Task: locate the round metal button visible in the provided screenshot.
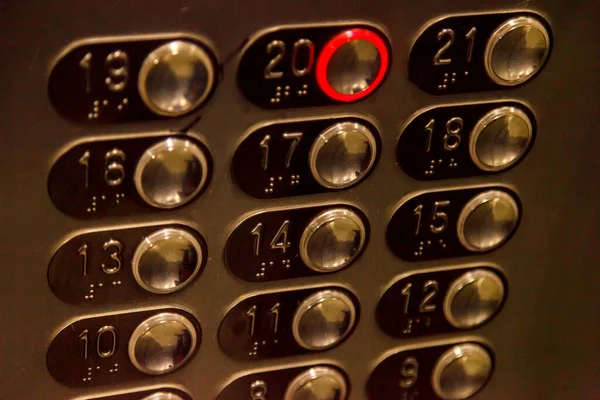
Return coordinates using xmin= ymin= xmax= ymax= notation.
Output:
xmin=128 ymin=312 xmax=197 ymax=375
xmin=484 ymin=16 xmax=550 ymax=86
xmin=316 ymin=28 xmax=389 ymax=102
xmin=299 ymin=208 xmax=366 ymax=273
xmin=142 ymin=393 xmax=185 ymax=400
xmin=457 ymin=190 xmax=519 ymax=252
xmin=309 ymin=122 xmax=377 ymax=189
xmin=292 ymin=290 xmax=356 ymax=350
xmin=432 ymin=343 xmax=493 ymax=400
xmin=134 ymin=138 xmax=209 ymax=209
xmin=470 ymin=106 xmax=533 ymax=172
xmin=138 ymin=40 xmax=215 ymax=117
xmin=284 ymin=366 xmax=348 ymax=400
xmin=132 ymin=228 xmax=203 ymax=294
xmin=444 ymin=269 xmax=505 ymax=329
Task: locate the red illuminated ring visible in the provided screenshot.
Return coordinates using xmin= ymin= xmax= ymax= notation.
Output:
xmin=316 ymin=28 xmax=389 ymax=102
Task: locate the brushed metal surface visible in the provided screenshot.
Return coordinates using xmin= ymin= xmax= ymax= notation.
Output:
xmin=0 ymin=1 xmax=598 ymax=399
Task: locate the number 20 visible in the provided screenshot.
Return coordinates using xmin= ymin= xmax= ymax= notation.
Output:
xmin=264 ymin=39 xmax=315 ymax=79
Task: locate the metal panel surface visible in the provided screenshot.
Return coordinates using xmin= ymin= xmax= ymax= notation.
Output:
xmin=0 ymin=1 xmax=598 ymax=399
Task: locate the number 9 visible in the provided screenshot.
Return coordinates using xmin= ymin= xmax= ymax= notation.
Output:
xmin=399 ymin=356 xmax=419 ymax=388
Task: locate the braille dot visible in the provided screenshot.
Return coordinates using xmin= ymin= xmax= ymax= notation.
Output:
xmin=123 ymin=98 xmax=128 ymax=104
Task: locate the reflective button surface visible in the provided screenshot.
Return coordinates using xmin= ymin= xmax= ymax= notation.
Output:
xmin=457 ymin=190 xmax=519 ymax=252
xmin=470 ymin=106 xmax=533 ymax=172
xmin=142 ymin=393 xmax=185 ymax=400
xmin=432 ymin=343 xmax=493 ymax=400
xmin=309 ymin=122 xmax=377 ymax=189
xmin=484 ymin=16 xmax=550 ymax=86
xmin=284 ymin=366 xmax=348 ymax=400
xmin=138 ymin=40 xmax=215 ymax=117
xmin=292 ymin=290 xmax=356 ymax=350
xmin=132 ymin=228 xmax=203 ymax=294
xmin=444 ymin=269 xmax=505 ymax=329
xmin=134 ymin=138 xmax=209 ymax=209
xmin=129 ymin=312 xmax=197 ymax=375
xmin=299 ymin=208 xmax=366 ymax=273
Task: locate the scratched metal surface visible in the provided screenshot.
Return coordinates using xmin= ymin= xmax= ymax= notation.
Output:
xmin=0 ymin=0 xmax=599 ymax=399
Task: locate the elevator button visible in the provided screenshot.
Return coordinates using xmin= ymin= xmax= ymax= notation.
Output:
xmin=292 ymin=289 xmax=356 ymax=350
xmin=484 ymin=16 xmax=551 ymax=86
xmin=134 ymin=137 xmax=209 ymax=209
xmin=316 ymin=28 xmax=389 ymax=102
xmin=470 ymin=106 xmax=533 ymax=172
xmin=432 ymin=343 xmax=492 ymax=400
xmin=132 ymin=228 xmax=203 ymax=294
xmin=284 ymin=366 xmax=348 ymax=400
xmin=309 ymin=121 xmax=377 ymax=189
xmin=129 ymin=312 xmax=197 ymax=375
xmin=142 ymin=393 xmax=185 ymax=400
xmin=457 ymin=190 xmax=519 ymax=252
xmin=138 ymin=40 xmax=215 ymax=117
xmin=444 ymin=269 xmax=505 ymax=329
xmin=299 ymin=208 xmax=366 ymax=273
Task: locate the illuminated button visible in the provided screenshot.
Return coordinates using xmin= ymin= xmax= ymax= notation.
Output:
xmin=444 ymin=269 xmax=505 ymax=329
xmin=292 ymin=289 xmax=356 ymax=350
xmin=316 ymin=28 xmax=389 ymax=102
xmin=129 ymin=312 xmax=197 ymax=375
xmin=309 ymin=121 xmax=377 ymax=189
xmin=457 ymin=190 xmax=519 ymax=252
xmin=142 ymin=393 xmax=185 ymax=400
xmin=134 ymin=138 xmax=209 ymax=209
xmin=299 ymin=208 xmax=366 ymax=273
xmin=470 ymin=106 xmax=533 ymax=172
xmin=484 ymin=16 xmax=551 ymax=86
xmin=284 ymin=366 xmax=348 ymax=400
xmin=132 ymin=228 xmax=203 ymax=294
xmin=432 ymin=343 xmax=493 ymax=400
xmin=138 ymin=40 xmax=215 ymax=117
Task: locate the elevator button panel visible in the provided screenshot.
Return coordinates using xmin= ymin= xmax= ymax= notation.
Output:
xmin=367 ymin=341 xmax=494 ymax=400
xmin=217 ymin=364 xmax=348 ymax=399
xmin=376 ymin=266 xmax=506 ymax=338
xmin=49 ymin=35 xmax=218 ymax=123
xmin=387 ymin=186 xmax=521 ymax=261
xmin=233 ymin=116 xmax=379 ymax=198
xmin=47 ymin=309 xmax=201 ymax=387
xmin=409 ymin=12 xmax=551 ymax=94
xmin=397 ymin=101 xmax=535 ymax=180
xmin=48 ymin=223 xmax=207 ymax=305
xmin=238 ymin=23 xmax=390 ymax=108
xmin=86 ymin=389 xmax=192 ymax=400
xmin=48 ymin=134 xmax=211 ymax=218
xmin=218 ymin=287 xmax=358 ymax=360
xmin=225 ymin=204 xmax=368 ymax=282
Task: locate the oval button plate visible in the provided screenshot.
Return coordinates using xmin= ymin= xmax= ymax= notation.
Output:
xmin=84 ymin=388 xmax=192 ymax=400
xmin=386 ymin=186 xmax=521 ymax=261
xmin=225 ymin=204 xmax=369 ymax=282
xmin=397 ymin=101 xmax=536 ymax=180
xmin=232 ymin=116 xmax=380 ymax=199
xmin=47 ymin=308 xmax=201 ymax=387
xmin=48 ymin=223 xmax=207 ymax=305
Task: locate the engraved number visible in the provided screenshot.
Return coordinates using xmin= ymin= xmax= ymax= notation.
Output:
xmin=430 ymin=200 xmax=450 ymax=233
xmin=433 ymin=29 xmax=454 ymax=65
xmin=465 ymin=27 xmax=477 ymax=63
xmin=79 ymin=53 xmax=92 ymax=93
xmin=104 ymin=148 xmax=126 ymax=186
xmin=251 ymin=223 xmax=263 ymax=256
xmin=264 ymin=39 xmax=314 ymax=79
xmin=412 ymin=205 xmax=423 ymax=235
xmin=269 ymin=303 xmax=280 ymax=334
xmin=401 ymin=283 xmax=412 ymax=314
xmin=444 ymin=117 xmax=463 ymax=150
xmin=78 ymin=151 xmax=90 ymax=188
xmin=101 ymin=239 xmax=123 ymax=274
xmin=245 ymin=303 xmax=281 ymax=338
xmin=250 ymin=380 xmax=268 ymax=400
xmin=292 ymin=39 xmax=315 ymax=77
xmin=78 ymin=244 xmax=88 ymax=276
xmin=269 ymin=220 xmax=291 ymax=253
xmin=264 ymin=40 xmax=286 ymax=79
xmin=419 ymin=280 xmax=438 ymax=312
xmin=246 ymin=305 xmax=257 ymax=337
xmin=399 ymin=357 xmax=419 ymax=388
xmin=423 ymin=119 xmax=434 ymax=152
xmin=260 ymin=135 xmax=271 ymax=170
xmin=104 ymin=50 xmax=129 ymax=91
xmin=78 ymin=326 xmax=116 ymax=359
xmin=282 ymin=132 xmax=302 ymax=168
